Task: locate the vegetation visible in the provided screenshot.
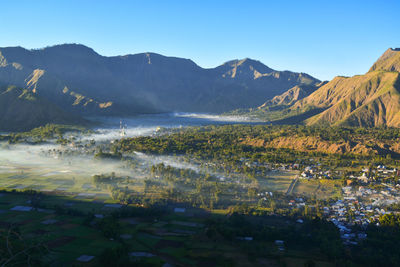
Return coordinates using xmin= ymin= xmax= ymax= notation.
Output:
xmin=1 ymin=43 xmax=400 ymax=266
xmin=0 ymin=189 xmax=345 ymax=266
xmin=115 ymin=124 xmax=400 ymax=163
xmin=94 ymin=149 xmax=122 ymax=160
xmin=3 ymin=121 xmax=400 ymax=265
xmin=1 ymin=124 xmax=88 ymax=144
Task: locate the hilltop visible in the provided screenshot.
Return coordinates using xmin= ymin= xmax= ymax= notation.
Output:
xmin=369 ymin=48 xmax=400 ymax=73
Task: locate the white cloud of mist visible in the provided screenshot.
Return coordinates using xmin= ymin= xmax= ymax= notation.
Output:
xmin=3 ymin=144 xmax=126 ymax=175
xmin=0 ymin=113 xmax=255 ymax=195
xmin=83 ymin=112 xmax=257 ymax=142
xmin=173 ymin=112 xmax=260 ymax=122
xmin=0 ymin=144 xmax=132 ymax=192
xmin=80 ymin=126 xmax=159 ymax=142
xmin=133 ymin=151 xmax=200 ymax=172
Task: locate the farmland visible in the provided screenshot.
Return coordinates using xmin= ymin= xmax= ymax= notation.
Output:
xmin=0 ymin=190 xmax=337 ymax=267
xmin=3 ymin=122 xmax=400 ymax=266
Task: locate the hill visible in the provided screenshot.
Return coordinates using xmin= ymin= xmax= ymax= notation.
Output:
xmin=369 ymin=48 xmax=400 ymax=72
xmin=0 ymin=85 xmax=86 ymax=131
xmin=257 ymin=48 xmax=400 ymax=127
xmin=259 ymin=82 xmax=326 ymax=108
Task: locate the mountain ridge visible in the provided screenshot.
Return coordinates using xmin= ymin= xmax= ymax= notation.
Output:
xmin=0 ymin=43 xmax=321 ymax=115
xmin=0 ymin=84 xmax=86 ymax=131
xmin=259 ymin=48 xmax=400 ymax=127
xmin=369 ymin=48 xmax=400 ymax=73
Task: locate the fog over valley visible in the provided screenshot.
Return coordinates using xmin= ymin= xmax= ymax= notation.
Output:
xmin=0 ymin=113 xmax=256 ymax=197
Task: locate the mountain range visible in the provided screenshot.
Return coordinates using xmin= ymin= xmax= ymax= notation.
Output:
xmin=1 ymin=44 xmax=399 ymax=131
xmin=0 ymin=44 xmax=320 ymax=131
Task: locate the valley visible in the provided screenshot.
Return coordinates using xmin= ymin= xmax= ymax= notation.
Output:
xmin=0 ymin=39 xmax=399 ymax=267
xmin=2 ymin=1 xmax=400 ymax=266
xmin=1 ymin=114 xmax=400 ymax=266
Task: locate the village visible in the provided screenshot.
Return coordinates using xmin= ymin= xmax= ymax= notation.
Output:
xmin=5 ymin=126 xmax=400 ymax=255
xmin=297 ymin=162 xmax=400 ymax=245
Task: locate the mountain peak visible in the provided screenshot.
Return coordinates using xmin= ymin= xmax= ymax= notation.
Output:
xmin=223 ymin=58 xmax=271 ymax=69
xmin=34 ymin=43 xmax=100 ymax=57
xmin=219 ymin=58 xmax=273 ymax=79
xmin=369 ymin=47 xmax=400 ymax=73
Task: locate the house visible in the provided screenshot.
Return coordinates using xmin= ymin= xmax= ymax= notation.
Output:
xmin=174 ymin=207 xmax=186 ymax=213
xmin=357 ymin=173 xmax=369 ymax=183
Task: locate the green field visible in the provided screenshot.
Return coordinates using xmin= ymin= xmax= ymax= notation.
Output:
xmin=0 ymin=191 xmax=337 ymax=266
xmin=258 ymin=170 xmax=296 ymax=192
xmin=293 ymin=179 xmax=342 ymax=199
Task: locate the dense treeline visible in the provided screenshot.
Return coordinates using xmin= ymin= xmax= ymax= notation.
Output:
xmin=117 ymin=124 xmax=400 ymax=152
xmin=114 ymin=125 xmax=400 ymax=169
xmin=1 ymin=124 xmax=88 ymax=144
xmin=207 ymin=214 xmax=344 ymax=262
xmin=349 ymin=214 xmax=400 ymax=266
xmin=92 ymin=173 xmax=125 ymax=184
xmin=94 ymin=149 xmax=122 ymax=160
xmin=207 ymin=208 xmax=400 ymax=266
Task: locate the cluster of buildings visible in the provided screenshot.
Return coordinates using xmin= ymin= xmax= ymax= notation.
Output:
xmin=325 ymin=183 xmax=400 ymax=245
xmin=298 ymin=163 xmax=400 ymax=244
xmin=254 ymin=162 xmax=400 ymax=245
xmin=300 ymin=165 xmax=332 ymax=179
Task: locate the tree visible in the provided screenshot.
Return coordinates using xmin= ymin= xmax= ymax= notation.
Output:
xmin=98 ymin=217 xmax=121 ymax=238
xmin=0 ymin=225 xmax=48 ymax=266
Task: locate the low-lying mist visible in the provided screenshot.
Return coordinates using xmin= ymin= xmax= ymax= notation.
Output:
xmin=173 ymin=112 xmax=260 ymax=122
xmin=0 ymin=113 xmax=253 ymax=197
xmin=84 ymin=113 xmax=258 ymax=141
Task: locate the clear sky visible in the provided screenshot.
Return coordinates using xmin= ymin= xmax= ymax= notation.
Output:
xmin=1 ymin=0 xmax=399 ymax=80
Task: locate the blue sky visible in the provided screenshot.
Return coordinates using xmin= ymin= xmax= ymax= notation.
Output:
xmin=1 ymin=0 xmax=399 ymax=80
